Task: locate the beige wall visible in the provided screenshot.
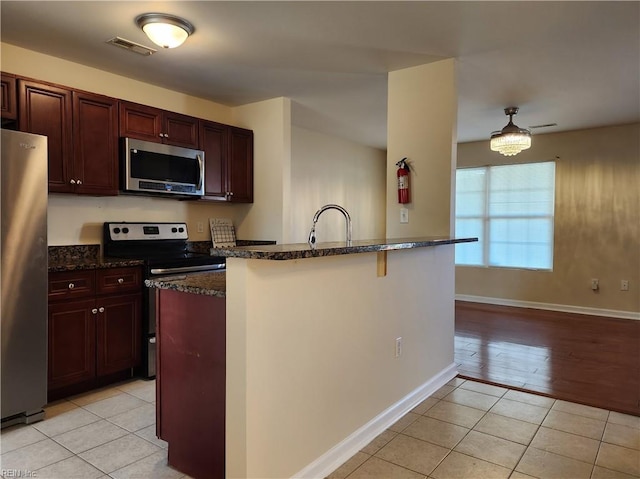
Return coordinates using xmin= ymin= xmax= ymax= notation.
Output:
xmin=225 ymin=246 xmax=456 ymax=478
xmin=231 ymin=98 xmax=292 ymax=244
xmin=386 ymin=59 xmax=458 ymax=237
xmin=290 ymin=126 xmax=387 ymax=243
xmin=456 ymin=123 xmax=640 ymax=314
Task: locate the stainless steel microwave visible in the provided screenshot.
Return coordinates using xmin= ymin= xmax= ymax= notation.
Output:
xmin=121 ymin=138 xmax=205 ymax=197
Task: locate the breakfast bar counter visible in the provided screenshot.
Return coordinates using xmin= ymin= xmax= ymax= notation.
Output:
xmin=147 ymin=236 xmax=477 ymax=479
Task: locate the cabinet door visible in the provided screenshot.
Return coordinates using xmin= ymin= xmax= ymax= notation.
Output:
xmin=119 ymin=101 xmax=163 ymax=142
xmin=227 ymin=126 xmax=254 ymax=203
xmin=96 ymin=293 xmax=141 ymax=376
xmin=1 ymin=73 xmax=17 ymax=121
xmin=19 ymin=80 xmax=73 ymax=193
xmin=164 ymin=111 xmax=199 ymax=149
xmin=73 ymin=92 xmax=119 ymax=195
xmin=48 ymin=299 xmax=96 ymax=391
xmin=200 ymin=120 xmax=228 ymax=200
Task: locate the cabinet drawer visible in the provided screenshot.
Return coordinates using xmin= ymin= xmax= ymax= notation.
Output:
xmin=49 ymin=270 xmax=95 ymax=301
xmin=96 ymin=267 xmax=141 ymax=295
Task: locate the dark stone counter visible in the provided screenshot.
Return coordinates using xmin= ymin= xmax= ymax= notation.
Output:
xmin=145 ymin=271 xmax=226 ymax=297
xmin=48 ymin=245 xmax=144 ymax=272
xmin=211 ymin=236 xmax=477 ymax=261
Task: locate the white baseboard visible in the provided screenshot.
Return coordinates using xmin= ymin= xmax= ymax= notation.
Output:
xmin=455 ymin=294 xmax=640 ymax=321
xmin=292 ymin=363 xmax=458 ymax=479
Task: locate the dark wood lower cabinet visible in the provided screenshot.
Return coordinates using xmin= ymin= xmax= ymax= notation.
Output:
xmin=48 ymin=267 xmax=142 ymax=400
xmin=48 ymin=299 xmax=96 ymax=390
xmin=157 ymin=289 xmax=225 ymax=479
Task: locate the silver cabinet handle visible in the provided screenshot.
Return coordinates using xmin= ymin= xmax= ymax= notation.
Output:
xmin=159 ymin=133 xmax=164 ymax=138
xmin=77 ymin=179 xmax=82 ymax=185
xmin=229 ymin=191 xmax=234 ymax=196
xmin=149 ymin=337 xmax=157 ymax=344
xmin=117 ymin=278 xmax=124 ymax=284
xmin=68 ymin=283 xmax=75 ymax=289
xmin=92 ymin=308 xmax=98 ymax=314
xmin=70 ymin=179 xmax=76 ymax=185
xmin=98 ymin=307 xmax=105 ymax=313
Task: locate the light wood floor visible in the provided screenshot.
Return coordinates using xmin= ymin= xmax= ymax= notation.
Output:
xmin=455 ymin=301 xmax=640 ymax=417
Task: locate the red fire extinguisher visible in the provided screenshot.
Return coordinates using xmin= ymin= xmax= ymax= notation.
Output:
xmin=396 ymin=158 xmax=411 ymax=204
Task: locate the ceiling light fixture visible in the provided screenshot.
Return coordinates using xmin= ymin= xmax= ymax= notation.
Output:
xmin=135 ymin=13 xmax=194 ymax=49
xmin=490 ymin=107 xmax=532 ymax=156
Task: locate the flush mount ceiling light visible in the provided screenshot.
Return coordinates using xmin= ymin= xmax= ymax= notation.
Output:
xmin=135 ymin=13 xmax=194 ymax=49
xmin=490 ymin=107 xmax=532 ymax=156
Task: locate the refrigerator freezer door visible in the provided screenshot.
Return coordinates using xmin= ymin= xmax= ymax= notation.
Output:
xmin=1 ymin=129 xmax=48 ymax=425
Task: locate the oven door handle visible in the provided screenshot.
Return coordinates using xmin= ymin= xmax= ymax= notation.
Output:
xmin=150 ymin=264 xmax=226 ymax=275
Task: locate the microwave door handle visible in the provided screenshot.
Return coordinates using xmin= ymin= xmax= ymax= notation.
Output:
xmin=197 ymin=154 xmax=204 ymax=192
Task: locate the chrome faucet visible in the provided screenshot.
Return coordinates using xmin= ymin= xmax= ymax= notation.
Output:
xmin=308 ymin=204 xmax=352 ymax=248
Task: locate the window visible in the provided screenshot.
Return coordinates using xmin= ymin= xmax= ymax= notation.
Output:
xmin=455 ymin=161 xmax=556 ymax=270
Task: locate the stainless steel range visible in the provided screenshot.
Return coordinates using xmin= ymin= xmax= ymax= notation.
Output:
xmin=103 ymin=222 xmax=225 ymax=378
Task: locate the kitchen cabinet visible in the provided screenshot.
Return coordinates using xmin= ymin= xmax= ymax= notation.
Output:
xmin=156 ymin=288 xmax=225 ymax=479
xmin=47 ymin=267 xmax=142 ymax=399
xmin=200 ymin=120 xmax=254 ymax=202
xmin=119 ymin=101 xmax=199 ymax=149
xmin=1 ymin=73 xmax=17 ymax=122
xmin=18 ymin=79 xmax=119 ymax=195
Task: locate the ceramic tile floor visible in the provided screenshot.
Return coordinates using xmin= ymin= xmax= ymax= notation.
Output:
xmin=1 ymin=378 xmax=638 ymax=479
xmin=0 ymin=379 xmax=191 ymax=479
xmin=327 ymin=378 xmax=640 ymax=479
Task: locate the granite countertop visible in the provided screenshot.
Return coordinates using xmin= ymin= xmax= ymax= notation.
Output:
xmin=211 ymin=236 xmax=477 ymax=261
xmin=145 ymin=271 xmax=226 ymax=297
xmin=48 ymin=245 xmax=144 ymax=272
xmin=48 ymin=256 xmax=145 ymax=273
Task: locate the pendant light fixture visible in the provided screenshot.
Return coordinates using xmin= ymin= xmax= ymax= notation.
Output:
xmin=136 ymin=13 xmax=194 ymax=49
xmin=490 ymin=107 xmax=532 ymax=156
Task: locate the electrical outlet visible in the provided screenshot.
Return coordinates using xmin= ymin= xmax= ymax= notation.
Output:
xmin=591 ymin=278 xmax=599 ymax=291
xmin=197 ymin=221 xmax=204 ymax=233
xmin=400 ymin=208 xmax=409 ymax=224
xmin=621 ymin=280 xmax=629 ymax=291
xmin=395 ymin=337 xmax=403 ymax=358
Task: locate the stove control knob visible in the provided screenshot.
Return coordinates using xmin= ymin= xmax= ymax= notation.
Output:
xmin=113 ymin=227 xmax=121 ymax=234
xmin=122 ymin=227 xmax=129 ymax=234
xmin=171 ymin=227 xmax=178 ymax=233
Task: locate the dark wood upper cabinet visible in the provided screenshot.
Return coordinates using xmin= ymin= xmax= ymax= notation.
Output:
xmin=200 ymin=121 xmax=253 ymax=203
xmin=72 ymin=91 xmax=119 ymax=195
xmin=200 ymin=120 xmax=227 ymax=200
xmin=120 ymin=101 xmax=199 ymax=149
xmin=227 ymin=126 xmax=254 ymax=203
xmin=1 ymin=73 xmax=17 ymax=122
xmin=19 ymin=79 xmax=73 ymax=192
xmin=18 ymin=79 xmax=119 ymax=195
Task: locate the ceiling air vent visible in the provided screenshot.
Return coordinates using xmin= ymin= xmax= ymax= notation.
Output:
xmin=106 ymin=37 xmax=157 ymax=56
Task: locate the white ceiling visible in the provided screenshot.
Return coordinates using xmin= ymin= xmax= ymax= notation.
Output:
xmin=1 ymin=1 xmax=638 ymax=150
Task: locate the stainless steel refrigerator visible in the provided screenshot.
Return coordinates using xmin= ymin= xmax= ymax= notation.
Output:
xmin=1 ymin=129 xmax=48 ymax=427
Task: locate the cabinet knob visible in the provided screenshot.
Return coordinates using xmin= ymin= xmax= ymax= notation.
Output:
xmin=229 ymin=191 xmax=234 ymax=196
xmin=150 ymin=337 xmax=157 ymax=344
xmin=68 ymin=283 xmax=75 ymax=289
xmin=99 ymin=307 xmax=105 ymax=313
xmin=92 ymin=308 xmax=98 ymax=314
xmin=164 ymin=133 xmax=169 ymax=138
xmin=77 ymin=179 xmax=82 ymax=185
xmin=117 ymin=278 xmax=124 ymax=284
xmin=159 ymin=133 xmax=164 ymax=138
xmin=70 ymin=179 xmax=76 ymax=185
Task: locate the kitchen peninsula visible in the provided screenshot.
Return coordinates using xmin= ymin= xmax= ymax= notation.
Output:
xmin=147 ymin=236 xmax=475 ymax=479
